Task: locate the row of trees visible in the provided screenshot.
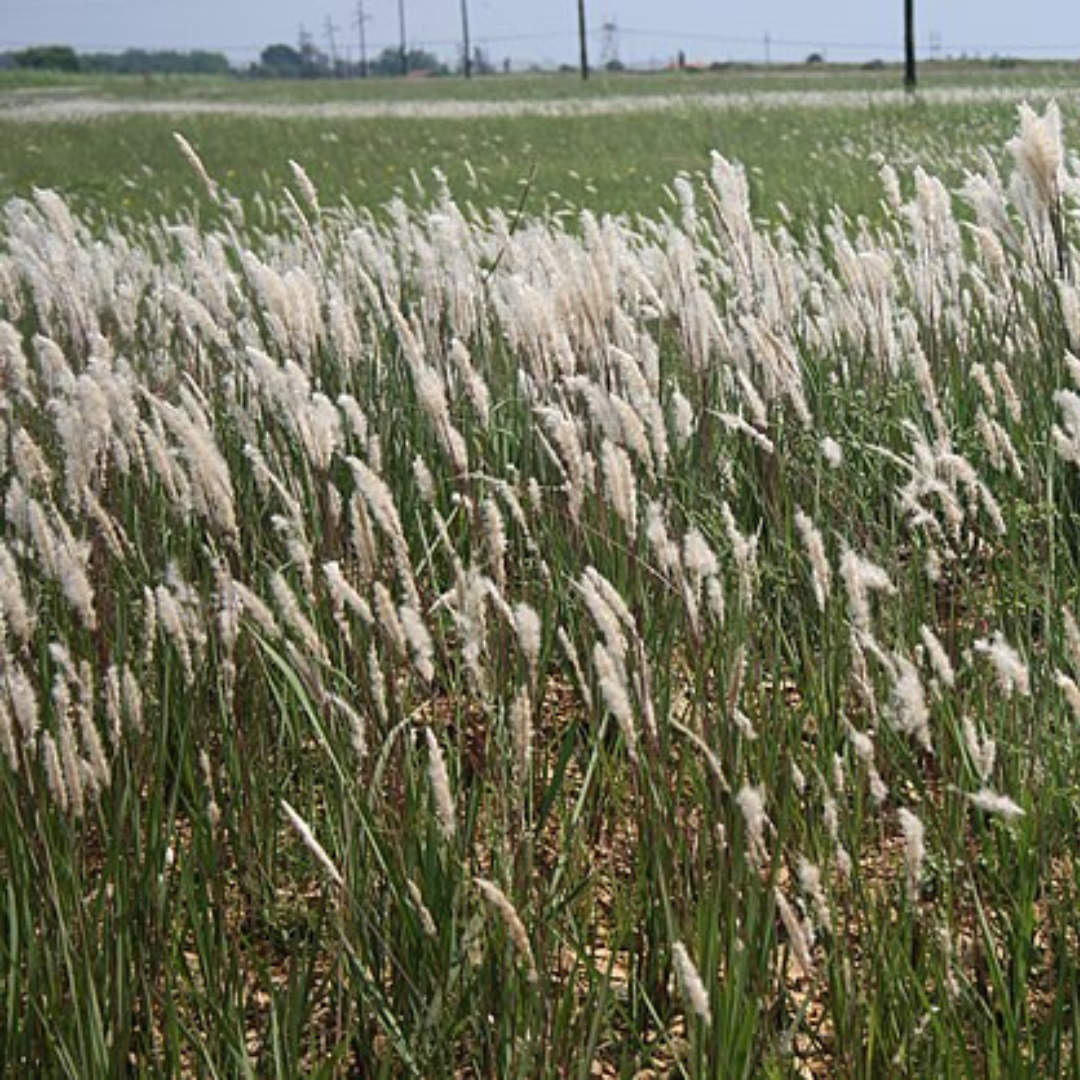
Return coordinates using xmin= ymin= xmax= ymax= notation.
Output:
xmin=3 ymin=45 xmax=230 ymax=75
xmin=255 ymin=43 xmax=454 ymax=79
xmin=0 ymin=43 xmax=498 ymax=79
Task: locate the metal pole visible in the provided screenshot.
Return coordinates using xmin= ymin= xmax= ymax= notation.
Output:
xmin=356 ymin=0 xmax=369 ymax=77
xmin=578 ymin=0 xmax=589 ymax=80
xmin=904 ymin=0 xmax=916 ymax=92
xmin=461 ymin=0 xmax=472 ymax=78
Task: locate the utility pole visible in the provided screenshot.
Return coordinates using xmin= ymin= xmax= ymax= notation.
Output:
xmin=577 ymin=0 xmax=589 ymax=80
xmin=354 ymin=0 xmax=370 ymax=77
xmin=324 ymin=16 xmax=340 ymax=75
xmin=764 ymin=30 xmax=771 ymax=66
xmin=904 ymin=0 xmax=916 ymax=92
xmin=461 ymin=0 xmax=472 ymax=78
xmin=398 ymin=0 xmax=409 ymax=76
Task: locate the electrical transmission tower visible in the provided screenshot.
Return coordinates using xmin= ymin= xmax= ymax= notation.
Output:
xmin=324 ymin=16 xmax=341 ymax=74
xmin=600 ymin=17 xmax=620 ymax=67
xmin=298 ymin=24 xmax=318 ymax=71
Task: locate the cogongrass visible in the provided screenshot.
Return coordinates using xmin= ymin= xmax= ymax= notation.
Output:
xmin=1 ymin=101 xmax=1079 ymax=1075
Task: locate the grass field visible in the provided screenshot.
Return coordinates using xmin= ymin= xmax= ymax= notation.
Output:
xmin=4 ymin=67 xmax=1080 ymax=1075
xmin=4 ymin=65 xmax=1080 ymax=220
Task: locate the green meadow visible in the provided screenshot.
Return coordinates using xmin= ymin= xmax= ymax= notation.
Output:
xmin=3 ymin=65 xmax=1079 ymax=220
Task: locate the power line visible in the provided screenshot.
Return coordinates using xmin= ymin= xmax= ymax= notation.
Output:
xmin=4 ymin=26 xmax=1080 ymax=61
xmin=617 ymin=25 xmax=1080 ymax=55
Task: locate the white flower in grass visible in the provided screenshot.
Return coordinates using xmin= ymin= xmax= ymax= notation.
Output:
xmin=683 ymin=527 xmax=718 ymax=583
xmin=1056 ymin=672 xmax=1080 ymax=723
xmin=600 ymin=440 xmax=638 ymax=538
xmin=1007 ymin=101 xmax=1064 ymax=212
xmin=475 ymin=878 xmax=538 ymax=984
xmin=288 ymin=159 xmax=320 ymax=216
xmin=399 ymin=603 xmax=435 ymax=683
xmin=672 ymin=941 xmax=712 ymax=1026
xmin=513 ymin=602 xmax=542 ymax=682
xmin=736 ymin=784 xmax=769 ymax=867
xmin=821 ymin=437 xmax=843 ymax=468
xmin=891 ymin=654 xmax=932 ymax=752
xmin=281 ymin=799 xmax=344 ymax=888
xmin=593 ymin=642 xmax=638 ymax=764
xmin=973 ymin=632 xmax=1029 ymax=698
xmin=775 ymin=888 xmax=814 ymax=977
xmin=897 ymin=808 xmax=926 ymax=902
xmin=794 ymin=509 xmax=831 ymax=610
xmin=967 ymin=789 xmax=1025 ymax=822
xmin=961 ymin=716 xmax=997 ymax=784
xmin=839 ymin=548 xmax=894 ymax=633
xmin=41 ymin=732 xmax=67 ymax=813
xmin=919 ymin=624 xmax=955 ymax=689
xmin=424 ymin=728 xmax=457 ymax=841
xmin=797 ymin=859 xmax=832 ymax=934
xmin=510 ymin=687 xmax=533 ymax=779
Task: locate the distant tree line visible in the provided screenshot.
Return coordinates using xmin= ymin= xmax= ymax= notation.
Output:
xmin=251 ymin=43 xmax=490 ymax=79
xmin=2 ymin=45 xmax=230 ymax=75
xmin=0 ymin=42 xmax=485 ymax=79
xmin=82 ymin=49 xmax=231 ymax=75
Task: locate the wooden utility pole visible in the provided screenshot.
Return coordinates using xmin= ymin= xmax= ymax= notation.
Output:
xmin=578 ymin=0 xmax=589 ymax=80
xmin=461 ymin=0 xmax=472 ymax=78
xmin=904 ymin=0 xmax=916 ymax=92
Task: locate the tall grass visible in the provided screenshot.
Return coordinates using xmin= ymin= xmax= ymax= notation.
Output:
xmin=2 ymin=101 xmax=1080 ymax=1075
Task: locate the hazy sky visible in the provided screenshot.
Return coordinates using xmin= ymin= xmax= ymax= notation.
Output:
xmin=2 ymin=0 xmax=1078 ymax=68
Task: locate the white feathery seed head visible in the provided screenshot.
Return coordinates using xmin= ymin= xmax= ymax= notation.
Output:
xmin=839 ymin=548 xmax=895 ymax=633
xmin=890 ymin=654 xmax=932 ymax=752
xmin=919 ymin=624 xmax=956 ymax=689
xmin=967 ymin=788 xmax=1025 ymax=822
xmin=513 ymin=601 xmax=543 ymax=682
xmin=774 ymin=887 xmax=814 ymax=976
xmin=671 ymin=941 xmax=712 ymax=1026
xmin=973 ymin=631 xmax=1030 ymax=698
xmin=475 ymin=877 xmax=538 ymax=984
xmin=794 ymin=508 xmax=831 ymax=610
xmin=424 ymin=727 xmax=457 ymax=840
xmin=281 ymin=799 xmax=344 ymax=888
xmin=736 ymin=784 xmax=769 ymax=866
xmin=897 ymin=807 xmax=926 ymax=903
xmin=510 ymin=686 xmax=533 ymax=778
xmin=820 ymin=436 xmax=843 ymax=468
